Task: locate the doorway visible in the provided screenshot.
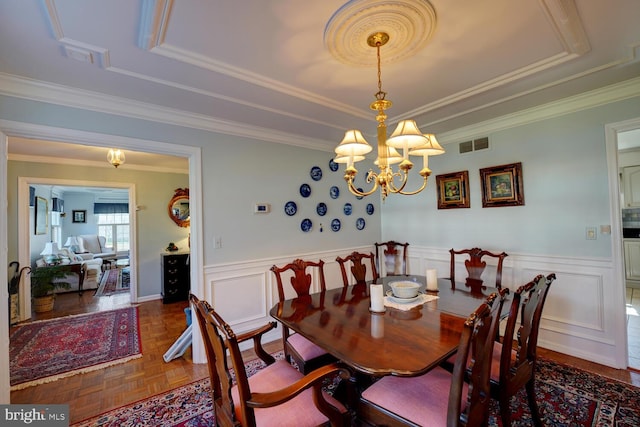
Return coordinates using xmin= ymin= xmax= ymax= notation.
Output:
xmin=617 ymin=127 xmax=640 ymax=370
xmin=24 ymin=182 xmax=134 ymax=321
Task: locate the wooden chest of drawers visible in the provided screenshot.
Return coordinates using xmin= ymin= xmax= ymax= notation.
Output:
xmin=161 ymin=252 xmax=190 ymax=303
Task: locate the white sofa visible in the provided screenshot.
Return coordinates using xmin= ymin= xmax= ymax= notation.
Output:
xmin=35 ymin=251 xmax=103 ymax=292
xmin=77 ymin=234 xmax=116 ymax=260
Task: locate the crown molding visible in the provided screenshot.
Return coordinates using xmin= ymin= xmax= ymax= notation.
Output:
xmin=437 ymin=76 xmax=640 ymax=145
xmin=0 ymin=73 xmax=334 ymax=151
xmin=2 ymin=72 xmax=640 ymax=153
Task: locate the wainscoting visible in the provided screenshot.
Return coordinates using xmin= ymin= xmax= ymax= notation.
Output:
xmin=203 ymin=245 xmax=626 ymax=369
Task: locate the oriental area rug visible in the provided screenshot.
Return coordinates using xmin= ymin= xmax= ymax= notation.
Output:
xmin=10 ymin=307 xmax=141 ymax=390
xmin=95 ymin=267 xmax=130 ymax=297
xmin=72 ymin=352 xmax=640 ymax=427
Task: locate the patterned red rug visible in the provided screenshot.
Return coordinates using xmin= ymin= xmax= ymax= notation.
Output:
xmin=10 ymin=307 xmax=141 ymax=390
xmin=72 ymin=352 xmax=640 ymax=427
xmin=95 ymin=267 xmax=130 ymax=297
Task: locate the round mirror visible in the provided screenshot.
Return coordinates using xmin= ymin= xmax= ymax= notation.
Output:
xmin=168 ymin=188 xmax=190 ymax=228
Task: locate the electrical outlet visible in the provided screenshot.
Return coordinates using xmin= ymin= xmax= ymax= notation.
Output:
xmin=214 ymin=237 xmax=222 ymax=248
xmin=586 ymin=227 xmax=597 ymax=240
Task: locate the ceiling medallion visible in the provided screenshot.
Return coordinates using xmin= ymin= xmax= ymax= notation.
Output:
xmin=324 ymin=0 xmax=437 ymax=66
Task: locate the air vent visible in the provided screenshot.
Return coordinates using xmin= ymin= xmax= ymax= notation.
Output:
xmin=459 ymin=141 xmax=473 ymax=153
xmin=458 ymin=137 xmax=489 ymax=154
xmin=474 ymin=137 xmax=489 ymax=150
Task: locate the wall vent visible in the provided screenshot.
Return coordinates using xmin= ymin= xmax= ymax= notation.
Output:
xmin=459 ymin=137 xmax=489 ymax=153
xmin=459 ymin=141 xmax=473 ymax=153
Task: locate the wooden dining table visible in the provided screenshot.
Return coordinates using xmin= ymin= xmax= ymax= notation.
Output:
xmin=269 ymin=276 xmax=503 ymax=377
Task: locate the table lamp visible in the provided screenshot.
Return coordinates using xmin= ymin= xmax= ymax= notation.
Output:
xmin=64 ymin=236 xmax=80 ymax=253
xmin=41 ymin=242 xmax=60 ymax=265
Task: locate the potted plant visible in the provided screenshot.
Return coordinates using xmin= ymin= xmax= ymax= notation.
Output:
xmin=30 ymin=265 xmax=71 ymax=313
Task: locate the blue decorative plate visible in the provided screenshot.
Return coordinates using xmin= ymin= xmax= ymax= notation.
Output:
xmin=331 ymin=218 xmax=341 ymax=232
xmin=301 ymin=218 xmax=312 ymax=232
xmin=330 ymin=186 xmax=340 ymax=199
xmin=343 ymin=203 xmax=352 ymax=215
xmin=284 ymin=201 xmax=297 ymax=216
xmin=329 ymin=158 xmax=339 ymax=172
xmin=356 ymin=188 xmax=364 ymax=200
xmin=310 ymin=166 xmax=323 ymax=181
xmin=300 ymin=183 xmax=311 ymax=198
xmin=316 ymin=202 xmax=327 ymax=216
xmin=356 ymin=218 xmax=366 ymax=230
xmin=366 ymin=203 xmax=374 ymax=215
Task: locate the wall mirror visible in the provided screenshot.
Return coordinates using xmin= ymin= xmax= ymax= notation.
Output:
xmin=168 ymin=188 xmax=190 ymax=228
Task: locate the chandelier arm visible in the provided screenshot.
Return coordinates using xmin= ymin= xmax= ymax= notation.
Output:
xmin=396 ymin=176 xmax=429 ymax=195
xmin=346 ymin=177 xmax=379 ymax=197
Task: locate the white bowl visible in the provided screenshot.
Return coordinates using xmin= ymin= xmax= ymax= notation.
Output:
xmin=389 ymin=281 xmax=420 ymax=299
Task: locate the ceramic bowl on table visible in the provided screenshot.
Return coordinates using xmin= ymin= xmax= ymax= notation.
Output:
xmin=389 ymin=281 xmax=420 ymax=299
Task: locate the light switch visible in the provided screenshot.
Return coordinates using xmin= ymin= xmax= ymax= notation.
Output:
xmin=586 ymin=227 xmax=597 ymax=240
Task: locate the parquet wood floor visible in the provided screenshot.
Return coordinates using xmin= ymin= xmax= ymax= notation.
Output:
xmin=9 ymin=290 xmax=640 ymax=424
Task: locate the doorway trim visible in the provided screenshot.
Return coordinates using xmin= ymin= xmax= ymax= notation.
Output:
xmin=0 ymin=119 xmax=205 ymax=403
xmin=605 ymin=116 xmax=640 ymax=368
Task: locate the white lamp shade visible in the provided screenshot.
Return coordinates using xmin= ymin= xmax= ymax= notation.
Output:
xmin=375 ymin=146 xmax=403 ymax=166
xmin=64 ymin=236 xmax=79 ymax=247
xmin=334 ymin=154 xmax=365 ymax=164
xmin=335 ymin=130 xmax=373 ymax=156
xmin=409 ymin=134 xmax=445 ymax=156
xmin=386 ymin=120 xmax=428 ymax=149
xmin=40 ymin=242 xmax=60 ymax=256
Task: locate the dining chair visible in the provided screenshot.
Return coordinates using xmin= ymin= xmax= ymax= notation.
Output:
xmin=357 ymin=290 xmax=507 ymax=427
xmin=374 ymin=241 xmax=409 ymax=276
xmin=189 ymin=294 xmax=351 ymax=427
xmin=449 ymin=247 xmax=508 ymax=291
xmin=336 ymin=251 xmax=378 ymax=286
xmin=270 ymin=259 xmax=336 ymax=374
xmin=491 ymin=273 xmax=556 ymax=427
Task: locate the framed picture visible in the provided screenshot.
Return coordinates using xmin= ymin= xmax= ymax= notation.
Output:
xmin=35 ymin=197 xmax=48 ymax=235
xmin=479 ymin=162 xmax=524 ymax=207
xmin=72 ymin=210 xmax=86 ymax=223
xmin=436 ymin=170 xmax=470 ymax=209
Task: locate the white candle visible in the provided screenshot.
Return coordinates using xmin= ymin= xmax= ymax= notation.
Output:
xmin=426 ymin=269 xmax=438 ymax=291
xmin=371 ymin=313 xmax=384 ymax=338
xmin=370 ymin=284 xmax=385 ymax=312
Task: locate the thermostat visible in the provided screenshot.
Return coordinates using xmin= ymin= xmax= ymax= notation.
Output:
xmin=254 ymin=203 xmax=271 ymax=214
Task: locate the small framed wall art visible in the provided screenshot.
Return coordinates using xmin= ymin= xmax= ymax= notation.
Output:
xmin=479 ymin=162 xmax=524 ymax=207
xmin=436 ymin=170 xmax=470 ymax=209
xmin=72 ymin=210 xmax=87 ymax=223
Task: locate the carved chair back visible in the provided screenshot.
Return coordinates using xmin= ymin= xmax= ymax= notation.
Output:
xmin=374 ymin=241 xmax=409 ymax=276
xmin=336 ymin=251 xmax=378 ymax=286
xmin=449 ymin=247 xmax=508 ymax=291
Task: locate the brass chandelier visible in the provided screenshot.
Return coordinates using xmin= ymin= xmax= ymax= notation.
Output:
xmin=334 ymin=32 xmax=444 ymax=200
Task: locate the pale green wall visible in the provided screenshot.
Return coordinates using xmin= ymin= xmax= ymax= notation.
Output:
xmin=381 ymin=96 xmax=640 ymax=257
xmin=7 ymin=160 xmax=189 ymax=297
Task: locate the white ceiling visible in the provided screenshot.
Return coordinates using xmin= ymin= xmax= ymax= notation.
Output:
xmin=1 ymin=0 xmax=640 ymax=166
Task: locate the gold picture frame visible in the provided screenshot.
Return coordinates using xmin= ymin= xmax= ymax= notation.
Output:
xmin=436 ymin=171 xmax=470 ymax=209
xmin=479 ymin=162 xmax=524 ymax=207
xmin=35 ymin=196 xmax=48 ymax=235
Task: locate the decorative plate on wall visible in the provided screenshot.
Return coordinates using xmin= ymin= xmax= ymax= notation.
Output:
xmin=329 ymin=158 xmax=338 ymax=172
xmin=300 ymin=183 xmax=311 ymax=198
xmin=301 ymin=218 xmax=312 ymax=232
xmin=343 ymin=203 xmax=352 ymax=215
xmin=366 ymin=203 xmax=374 ymax=215
xmin=355 ymin=188 xmax=364 ymax=200
xmin=331 ymin=218 xmax=341 ymax=232
xmin=284 ymin=201 xmax=297 ymax=216
xmin=316 ymin=202 xmax=327 ymax=216
xmin=330 ymin=186 xmax=340 ymax=199
xmin=356 ymin=218 xmax=366 ymax=230
xmin=310 ymin=166 xmax=323 ymax=181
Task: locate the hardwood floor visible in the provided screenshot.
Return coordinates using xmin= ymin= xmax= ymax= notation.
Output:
xmin=10 ymin=290 xmax=640 ymax=424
